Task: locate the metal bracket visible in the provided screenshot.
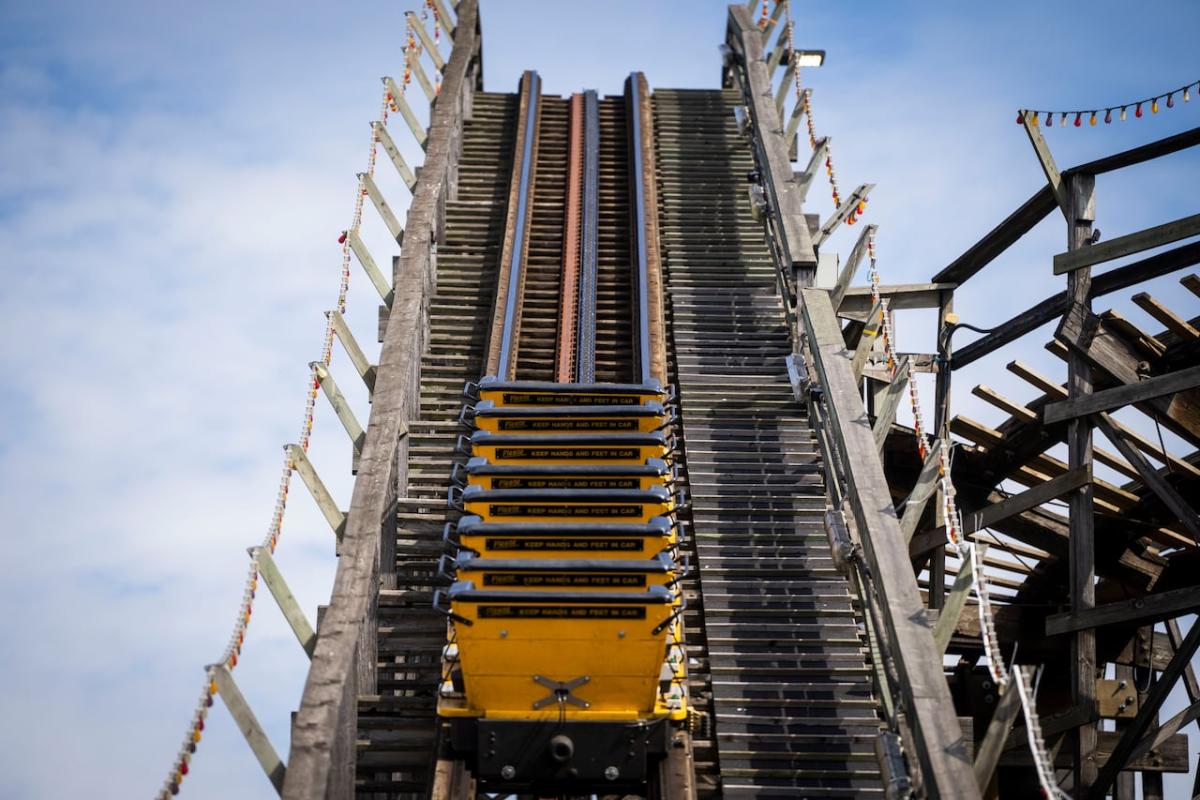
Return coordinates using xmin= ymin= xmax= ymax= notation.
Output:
xmin=531 ymin=675 xmax=591 ymax=710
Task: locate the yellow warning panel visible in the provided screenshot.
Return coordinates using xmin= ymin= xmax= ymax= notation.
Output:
xmin=442 ymin=583 xmax=677 ymax=719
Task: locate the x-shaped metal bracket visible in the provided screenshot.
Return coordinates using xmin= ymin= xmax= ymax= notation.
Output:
xmin=531 ymin=674 xmax=591 ymax=710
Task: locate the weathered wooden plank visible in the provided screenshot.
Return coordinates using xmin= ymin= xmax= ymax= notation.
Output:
xmin=1046 ymin=585 xmax=1200 ymax=636
xmin=360 ymin=172 xmax=404 ymax=243
xmin=1095 ymin=413 xmax=1200 ymax=543
xmin=850 ymin=301 xmax=883 ymax=381
xmin=1054 ymin=213 xmax=1200 ymax=275
xmin=829 ymin=223 xmax=873 ymax=309
xmin=1043 ymin=365 xmax=1200 ymax=423
xmin=382 ymin=76 xmax=429 ymax=149
xmin=1133 ymin=291 xmax=1200 ymax=340
xmin=327 ymin=310 xmax=377 ymax=392
xmin=872 ymin=357 xmax=911 ymax=452
xmin=960 ymin=467 xmax=1088 ymax=536
xmin=1021 ymin=115 xmax=1069 ymax=215
xmin=373 ymin=121 xmax=418 ymax=192
xmin=213 ymin=663 xmax=287 ymax=794
xmin=255 ymin=546 xmax=318 ymax=658
xmin=406 ymin=10 xmax=446 ymax=71
xmin=794 ymin=135 xmax=828 ymax=205
xmin=933 ymin=543 xmax=982 ymax=654
xmin=1065 ymin=172 xmax=1098 ymax=792
xmin=813 ymin=183 xmax=874 ymax=247
xmin=1127 ymin=697 xmax=1200 ymax=763
xmin=1057 ymin=302 xmax=1200 ymax=446
xmin=311 ymin=362 xmax=366 ymax=454
xmin=287 ymin=444 xmax=348 ymax=541
xmin=801 ymin=288 xmax=980 ymax=800
xmin=282 ymin=3 xmax=478 ymax=796
xmin=900 ymin=439 xmax=942 ymax=543
xmin=838 ymin=281 xmax=956 ymax=317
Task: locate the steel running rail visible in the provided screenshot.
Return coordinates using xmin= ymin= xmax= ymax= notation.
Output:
xmin=494 ymin=70 xmax=542 ymax=380
xmin=626 ymin=73 xmax=653 ymax=385
xmin=576 ymin=89 xmax=601 ymax=382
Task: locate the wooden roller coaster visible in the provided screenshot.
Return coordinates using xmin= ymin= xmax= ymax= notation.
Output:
xmin=185 ymin=2 xmax=1198 ymax=798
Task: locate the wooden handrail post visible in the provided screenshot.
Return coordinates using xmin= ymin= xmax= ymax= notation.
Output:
xmin=211 ymin=664 xmax=287 ymax=794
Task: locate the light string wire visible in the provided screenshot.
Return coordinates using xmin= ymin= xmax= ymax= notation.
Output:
xmin=1018 ymin=78 xmax=1199 ymax=128
xmin=865 ymin=229 xmax=1067 ymax=798
xmin=154 ymin=37 xmax=423 ymax=797
xmin=782 ymin=0 xmax=866 ymax=224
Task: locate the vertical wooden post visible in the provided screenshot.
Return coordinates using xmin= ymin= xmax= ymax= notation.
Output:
xmin=930 ymin=288 xmax=954 ymax=610
xmin=1066 ymin=171 xmax=1098 ymax=791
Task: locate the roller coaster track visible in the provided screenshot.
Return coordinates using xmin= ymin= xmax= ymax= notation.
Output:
xmin=265 ymin=2 xmax=1200 ymax=798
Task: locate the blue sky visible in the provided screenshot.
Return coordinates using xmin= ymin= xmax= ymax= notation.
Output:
xmin=0 ymin=1 xmax=1197 ymax=797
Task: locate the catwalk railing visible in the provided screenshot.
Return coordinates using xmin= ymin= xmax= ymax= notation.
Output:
xmin=724 ymin=4 xmax=980 ymax=798
xmin=281 ymin=3 xmax=481 ymax=797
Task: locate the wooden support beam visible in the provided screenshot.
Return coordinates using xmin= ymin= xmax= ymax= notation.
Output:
xmin=972 ymin=384 xmax=1037 ymax=423
xmin=253 ymin=546 xmax=318 ymax=658
xmin=850 ymin=301 xmax=883 ymax=382
xmin=1095 ymin=412 xmax=1200 ymax=543
xmin=372 ymin=121 xmax=418 ymax=193
xmin=346 ymin=229 xmax=394 ymax=306
xmin=813 ymin=183 xmax=874 ymax=247
xmin=1043 ymin=365 xmax=1200 ymax=424
xmin=311 ymin=362 xmax=367 ymax=455
xmin=212 ymin=664 xmax=287 ymax=794
xmin=407 ymin=48 xmax=437 ymax=103
xmin=1064 ymin=171 xmax=1098 ymax=793
xmin=430 ymin=0 xmax=457 ymax=39
xmin=382 ymin=76 xmax=428 ymax=149
xmin=1183 ymin=273 xmax=1200 ymax=298
xmin=800 ymin=288 xmax=980 ymax=799
xmin=954 ymin=241 xmax=1200 ymax=369
xmin=838 ymin=282 xmax=956 ymax=317
xmin=1166 ymin=618 xmax=1200 ymax=706
xmin=359 ymin=172 xmax=404 ymax=243
xmin=326 ymin=310 xmax=377 ymax=392
xmin=1133 ymin=291 xmax=1200 ymax=340
xmin=873 ymin=357 xmax=911 ymax=453
xmin=1008 ymin=359 xmax=1200 ymax=480
xmin=830 ymin=226 xmax=878 ymax=311
xmin=1045 ymin=585 xmax=1200 ymax=636
xmin=795 ymin=136 xmax=829 ymax=205
xmin=1088 ymin=619 xmax=1200 ymax=798
xmin=1021 ymin=115 xmax=1069 ymax=216
xmin=960 ymin=467 xmax=1088 ymax=538
xmin=286 ymin=444 xmax=347 ymax=542
xmin=1127 ymin=697 xmax=1200 ymax=763
xmin=774 ymin=60 xmax=794 ymax=116
xmin=783 ymin=89 xmax=808 ymax=159
xmin=406 ymin=11 xmax=446 ymax=71
xmin=765 ymin=22 xmax=790 ymax=77
xmin=933 ymin=544 xmax=983 ymax=654
xmin=1057 ymin=302 xmax=1200 ymax=446
xmin=933 ymin=127 xmax=1200 ymax=287
xmin=900 ymin=439 xmax=942 ymax=543
xmin=1054 ymin=213 xmax=1200 ymax=275
xmin=972 ymin=665 xmax=1026 ymax=791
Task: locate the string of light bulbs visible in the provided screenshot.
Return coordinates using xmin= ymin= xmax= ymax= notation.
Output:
xmin=1017 ymin=79 xmax=1198 ymax=128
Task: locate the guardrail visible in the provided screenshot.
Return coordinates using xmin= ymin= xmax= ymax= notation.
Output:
xmin=281 ymin=3 xmax=481 ymax=797
xmin=723 ymin=4 xmax=979 ymax=797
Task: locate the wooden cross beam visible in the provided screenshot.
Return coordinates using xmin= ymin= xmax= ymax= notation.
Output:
xmin=1045 ymin=584 xmax=1200 ymax=636
xmin=1042 ymin=364 xmax=1200 ymax=424
xmin=1053 ymin=213 xmax=1200 ymax=275
xmin=1094 ymin=412 xmax=1200 ymax=543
